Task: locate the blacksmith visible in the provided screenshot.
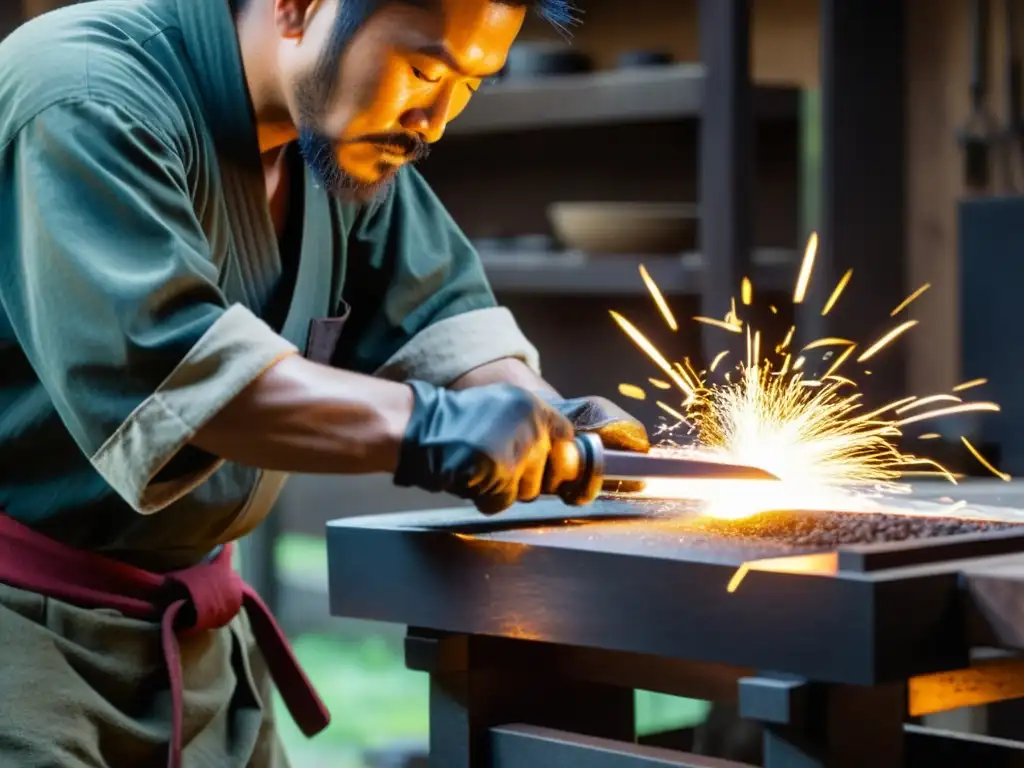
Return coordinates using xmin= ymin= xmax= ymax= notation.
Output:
xmin=0 ymin=0 xmax=647 ymax=764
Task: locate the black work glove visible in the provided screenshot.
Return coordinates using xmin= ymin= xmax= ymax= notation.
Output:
xmin=395 ymin=380 xmax=594 ymax=514
xmin=538 ymin=394 xmax=650 ymax=493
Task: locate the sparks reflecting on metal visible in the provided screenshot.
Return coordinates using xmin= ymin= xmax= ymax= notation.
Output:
xmin=610 ymin=231 xmax=1009 ymax=519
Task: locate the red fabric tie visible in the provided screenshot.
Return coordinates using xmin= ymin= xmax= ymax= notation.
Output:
xmin=0 ymin=513 xmax=331 ymax=768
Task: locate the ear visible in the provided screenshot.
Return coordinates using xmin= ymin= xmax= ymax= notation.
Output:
xmin=273 ymin=0 xmax=322 ymax=40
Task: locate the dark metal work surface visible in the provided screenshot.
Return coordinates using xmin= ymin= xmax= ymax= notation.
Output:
xmin=327 ymin=497 xmax=1024 ymax=686
xmin=698 ymin=0 xmax=753 ymax=364
xmin=807 ymin=0 xmax=907 ymax=406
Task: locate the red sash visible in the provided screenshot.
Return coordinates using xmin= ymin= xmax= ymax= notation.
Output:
xmin=0 ymin=512 xmax=330 ymax=767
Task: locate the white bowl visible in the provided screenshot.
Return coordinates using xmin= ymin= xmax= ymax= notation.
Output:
xmin=547 ymin=201 xmax=699 ymax=254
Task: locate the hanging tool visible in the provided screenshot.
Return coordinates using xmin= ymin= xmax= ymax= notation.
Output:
xmin=959 ymin=0 xmax=997 ymax=189
xmin=1004 ymin=0 xmax=1024 ymax=189
xmin=557 ymin=433 xmax=779 ymax=505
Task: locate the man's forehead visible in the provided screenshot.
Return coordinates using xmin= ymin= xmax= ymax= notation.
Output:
xmin=426 ymin=0 xmax=526 ymax=69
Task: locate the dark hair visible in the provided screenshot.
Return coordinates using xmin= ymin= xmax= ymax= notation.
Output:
xmin=498 ymin=0 xmax=579 ymax=32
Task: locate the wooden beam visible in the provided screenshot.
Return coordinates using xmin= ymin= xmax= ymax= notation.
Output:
xmin=698 ymin=0 xmax=754 ymax=361
xmin=808 ymin=0 xmax=908 ymax=404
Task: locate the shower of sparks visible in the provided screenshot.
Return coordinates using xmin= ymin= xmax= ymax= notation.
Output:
xmin=741 ymin=277 xmax=753 ymax=306
xmin=609 ymin=231 xmax=1008 ymax=518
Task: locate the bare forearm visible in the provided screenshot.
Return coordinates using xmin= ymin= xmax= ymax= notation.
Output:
xmin=450 ymin=357 xmax=560 ymax=395
xmin=191 ymin=353 xmax=413 ymax=474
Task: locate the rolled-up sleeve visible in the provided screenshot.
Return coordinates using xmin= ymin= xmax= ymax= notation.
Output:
xmin=336 ymin=166 xmax=539 ymax=385
xmin=0 ymin=99 xmax=296 ymax=513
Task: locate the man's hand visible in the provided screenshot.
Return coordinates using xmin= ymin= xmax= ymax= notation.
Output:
xmin=395 ymin=381 xmax=595 ymax=514
xmin=538 ymin=394 xmax=650 ymax=493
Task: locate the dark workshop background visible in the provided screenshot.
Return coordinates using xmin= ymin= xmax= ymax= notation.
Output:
xmin=8 ymin=0 xmax=1024 ymax=765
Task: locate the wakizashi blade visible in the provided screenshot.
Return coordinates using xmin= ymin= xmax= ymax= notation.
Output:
xmin=556 ymin=433 xmax=779 ymax=506
xmin=602 ymin=447 xmax=779 ymax=481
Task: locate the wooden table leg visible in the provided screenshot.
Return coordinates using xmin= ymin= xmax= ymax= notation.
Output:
xmin=408 ymin=629 xmax=635 ymax=767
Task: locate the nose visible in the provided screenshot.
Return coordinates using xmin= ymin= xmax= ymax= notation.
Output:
xmin=400 ymin=84 xmax=455 ymax=144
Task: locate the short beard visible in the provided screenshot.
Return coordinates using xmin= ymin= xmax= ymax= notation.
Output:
xmin=296 ymin=124 xmax=398 ymax=204
xmin=294 ymin=64 xmax=430 ymax=204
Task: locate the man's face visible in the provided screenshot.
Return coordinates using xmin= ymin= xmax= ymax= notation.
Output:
xmin=283 ymin=0 xmax=525 ymax=201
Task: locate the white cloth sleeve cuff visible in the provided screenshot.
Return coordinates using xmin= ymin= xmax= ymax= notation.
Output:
xmin=374 ymin=306 xmax=541 ymax=386
xmin=90 ymin=304 xmax=299 ymax=514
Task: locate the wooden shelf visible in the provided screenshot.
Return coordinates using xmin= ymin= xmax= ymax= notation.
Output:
xmin=480 ymin=248 xmax=797 ymax=296
xmin=448 ymin=64 xmax=801 ymax=136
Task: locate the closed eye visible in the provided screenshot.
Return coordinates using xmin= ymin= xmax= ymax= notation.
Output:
xmin=411 ymin=66 xmax=440 ymax=84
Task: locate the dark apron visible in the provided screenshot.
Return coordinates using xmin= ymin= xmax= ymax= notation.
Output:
xmin=0 ymin=312 xmax=350 ymax=767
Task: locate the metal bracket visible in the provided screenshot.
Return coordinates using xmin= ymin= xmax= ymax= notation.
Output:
xmin=738 ymin=673 xmax=812 ymax=727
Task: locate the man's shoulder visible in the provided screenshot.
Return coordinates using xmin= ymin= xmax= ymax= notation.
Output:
xmin=0 ymin=1 xmax=191 ymax=147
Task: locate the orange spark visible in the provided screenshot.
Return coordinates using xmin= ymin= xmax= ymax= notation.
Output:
xmin=618 ymin=384 xmax=646 ymax=400
xmin=822 ymin=344 xmax=857 ymax=379
xmin=961 ymin=437 xmax=1011 ymax=481
xmin=694 ymin=316 xmax=743 ymax=333
xmin=802 ymin=337 xmax=856 ymax=351
xmin=793 ymin=232 xmax=818 ymax=304
xmin=657 ymin=401 xmax=687 ymax=423
xmin=727 ymin=564 xmax=750 ymax=593
xmin=857 ymin=320 xmax=918 ymax=362
xmin=639 ymin=264 xmax=679 ymax=331
xmin=894 ymin=394 xmax=962 ymax=414
xmin=778 ymin=325 xmax=796 ymax=352
xmin=822 ymin=269 xmax=853 ymax=316
xmin=890 ymin=283 xmax=931 ymax=316
xmin=953 ymin=378 xmax=987 ymax=392
xmin=897 ymin=402 xmax=1000 ymax=427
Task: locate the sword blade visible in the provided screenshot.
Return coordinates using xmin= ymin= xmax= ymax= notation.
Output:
xmin=602 ymin=450 xmax=779 ymax=481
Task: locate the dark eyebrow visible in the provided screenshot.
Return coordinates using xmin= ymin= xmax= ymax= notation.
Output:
xmin=416 ymin=44 xmax=504 ymax=80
